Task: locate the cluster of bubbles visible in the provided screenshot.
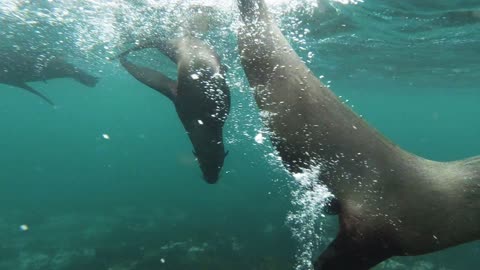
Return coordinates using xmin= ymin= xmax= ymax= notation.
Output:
xmin=0 ymin=0 xmax=341 ymax=60
xmin=286 ymin=165 xmax=333 ymax=270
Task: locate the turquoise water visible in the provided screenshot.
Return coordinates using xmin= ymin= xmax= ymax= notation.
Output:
xmin=0 ymin=0 xmax=479 ymax=269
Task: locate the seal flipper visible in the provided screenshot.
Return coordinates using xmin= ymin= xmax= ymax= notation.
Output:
xmin=112 ymin=39 xmax=178 ymax=64
xmin=314 ymin=228 xmax=394 ymax=270
xmin=13 ymin=82 xmax=55 ymax=106
xmin=119 ymin=56 xmax=177 ymax=101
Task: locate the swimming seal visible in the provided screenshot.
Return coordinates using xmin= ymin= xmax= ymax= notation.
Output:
xmin=116 ymin=36 xmax=231 ymax=184
xmin=236 ymin=0 xmax=480 ymax=269
xmin=0 ymin=50 xmax=99 ymax=106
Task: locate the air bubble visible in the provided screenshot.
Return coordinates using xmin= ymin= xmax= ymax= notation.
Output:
xmin=255 ymin=133 xmax=265 ymax=144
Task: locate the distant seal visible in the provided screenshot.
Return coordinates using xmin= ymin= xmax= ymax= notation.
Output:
xmin=0 ymin=50 xmax=99 ymax=106
xmin=236 ymin=0 xmax=480 ymax=269
xmin=116 ymin=35 xmax=231 ymax=184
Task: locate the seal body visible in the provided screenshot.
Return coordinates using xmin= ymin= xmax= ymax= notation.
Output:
xmin=236 ymin=0 xmax=480 ymax=268
xmin=0 ymin=50 xmax=98 ymax=105
xmin=119 ymin=36 xmax=230 ymax=184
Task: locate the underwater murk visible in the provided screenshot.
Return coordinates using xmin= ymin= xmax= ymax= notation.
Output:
xmin=0 ymin=0 xmax=479 ymax=269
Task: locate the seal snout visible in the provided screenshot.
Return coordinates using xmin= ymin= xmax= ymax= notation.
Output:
xmin=197 ymin=149 xmax=226 ymax=184
xmin=202 ymin=172 xmax=220 ymax=184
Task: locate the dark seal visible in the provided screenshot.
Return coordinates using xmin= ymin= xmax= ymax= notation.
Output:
xmin=116 ymin=36 xmax=231 ymax=184
xmin=0 ymin=50 xmax=99 ymax=106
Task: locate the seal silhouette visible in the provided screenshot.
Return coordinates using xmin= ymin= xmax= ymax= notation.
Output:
xmin=0 ymin=50 xmax=99 ymax=106
xmin=117 ymin=36 xmax=231 ymax=184
xmin=236 ymin=0 xmax=480 ymax=269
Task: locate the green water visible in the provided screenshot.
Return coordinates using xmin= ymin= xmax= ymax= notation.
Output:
xmin=0 ymin=0 xmax=479 ymax=269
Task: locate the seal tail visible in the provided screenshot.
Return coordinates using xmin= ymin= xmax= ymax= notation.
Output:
xmin=72 ymin=70 xmax=99 ymax=88
xmin=47 ymin=57 xmax=99 ymax=88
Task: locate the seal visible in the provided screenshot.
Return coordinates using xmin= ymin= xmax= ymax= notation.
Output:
xmin=0 ymin=50 xmax=99 ymax=106
xmin=236 ymin=0 xmax=480 ymax=269
xmin=116 ymin=35 xmax=231 ymax=184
